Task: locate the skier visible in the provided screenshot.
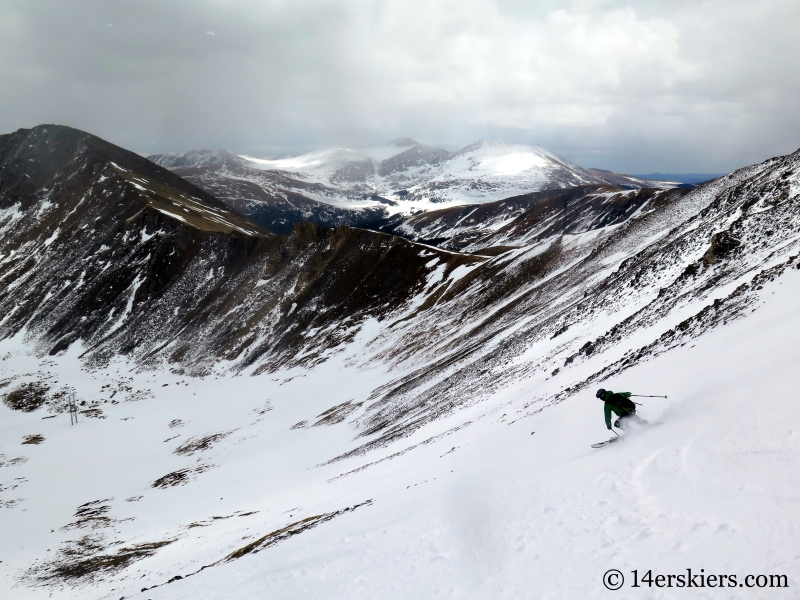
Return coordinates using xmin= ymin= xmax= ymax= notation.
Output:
xmin=596 ymin=388 xmax=648 ymax=430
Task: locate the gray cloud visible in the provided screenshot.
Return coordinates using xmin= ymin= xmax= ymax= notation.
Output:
xmin=1 ymin=0 xmax=798 ymax=173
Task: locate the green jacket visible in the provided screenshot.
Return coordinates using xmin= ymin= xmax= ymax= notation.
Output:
xmin=603 ymin=391 xmax=633 ymax=429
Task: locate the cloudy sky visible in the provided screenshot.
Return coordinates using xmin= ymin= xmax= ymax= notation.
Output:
xmin=1 ymin=0 xmax=798 ymax=173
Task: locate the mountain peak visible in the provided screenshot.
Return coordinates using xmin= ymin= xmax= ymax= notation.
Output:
xmin=457 ymin=139 xmax=514 ymax=153
xmin=148 ymin=149 xmax=239 ymax=169
xmin=387 ymin=137 xmax=419 ymax=147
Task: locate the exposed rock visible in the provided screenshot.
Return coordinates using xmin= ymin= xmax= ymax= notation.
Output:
xmin=702 ymin=231 xmax=742 ymax=265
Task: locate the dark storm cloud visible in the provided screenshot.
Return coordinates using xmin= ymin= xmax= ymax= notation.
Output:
xmin=1 ymin=0 xmax=798 ymax=172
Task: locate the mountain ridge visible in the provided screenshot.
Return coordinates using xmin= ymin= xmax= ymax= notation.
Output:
xmin=0 ymin=125 xmax=478 ymax=374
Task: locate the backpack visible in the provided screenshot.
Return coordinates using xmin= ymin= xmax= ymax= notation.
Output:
xmin=610 ymin=393 xmax=636 ymax=413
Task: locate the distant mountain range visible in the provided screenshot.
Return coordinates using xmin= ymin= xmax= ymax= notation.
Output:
xmin=632 ymin=172 xmax=724 ymax=185
xmin=150 ymin=139 xmax=684 ymax=233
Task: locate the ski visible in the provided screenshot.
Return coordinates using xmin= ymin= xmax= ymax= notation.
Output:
xmin=591 ymin=437 xmax=620 ymax=449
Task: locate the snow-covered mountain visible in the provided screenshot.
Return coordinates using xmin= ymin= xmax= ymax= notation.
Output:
xmin=2 ymin=125 xmax=800 ymax=599
xmin=150 ymin=139 xmax=681 ymax=233
xmin=239 ymin=138 xmax=603 ymax=206
xmin=240 ymin=138 xmax=683 ymax=207
xmin=146 ymin=148 xmax=388 ymax=235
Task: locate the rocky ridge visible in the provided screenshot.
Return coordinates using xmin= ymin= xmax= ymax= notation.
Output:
xmin=0 ymin=126 xmax=478 ymax=375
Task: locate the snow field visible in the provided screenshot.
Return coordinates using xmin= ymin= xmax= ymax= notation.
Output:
xmin=156 ymin=255 xmax=800 ymax=600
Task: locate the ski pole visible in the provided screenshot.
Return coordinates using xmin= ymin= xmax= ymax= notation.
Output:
xmin=630 ymin=394 xmax=668 ymax=399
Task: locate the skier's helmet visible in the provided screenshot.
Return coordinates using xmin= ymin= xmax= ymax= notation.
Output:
xmin=595 ymin=388 xmax=606 ymax=399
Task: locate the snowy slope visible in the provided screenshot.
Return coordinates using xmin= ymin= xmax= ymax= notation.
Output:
xmin=2 ymin=129 xmax=800 ymax=598
xmin=392 ymin=139 xmax=598 ymax=207
xmin=1 ymin=226 xmax=799 ymax=600
xmin=382 ymin=185 xmax=687 ymax=251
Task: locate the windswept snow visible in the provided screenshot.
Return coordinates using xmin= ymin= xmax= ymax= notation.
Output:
xmin=470 ymin=150 xmax=549 ymax=175
xmin=240 ymin=141 xmax=415 ymax=172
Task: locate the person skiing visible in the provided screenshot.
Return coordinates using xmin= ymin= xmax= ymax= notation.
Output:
xmin=596 ymin=388 xmax=648 ymax=430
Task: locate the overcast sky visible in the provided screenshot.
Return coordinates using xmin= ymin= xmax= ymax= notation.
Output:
xmin=1 ymin=0 xmax=798 ymax=173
